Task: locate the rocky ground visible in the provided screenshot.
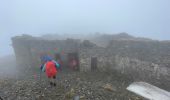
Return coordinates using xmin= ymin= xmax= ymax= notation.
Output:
xmin=0 ymin=70 xmax=146 ymax=100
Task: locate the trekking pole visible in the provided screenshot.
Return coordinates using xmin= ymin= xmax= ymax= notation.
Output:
xmin=40 ymin=70 xmax=41 ymax=83
xmin=39 ymin=64 xmax=42 ymax=87
xmin=40 ymin=70 xmax=42 ymax=84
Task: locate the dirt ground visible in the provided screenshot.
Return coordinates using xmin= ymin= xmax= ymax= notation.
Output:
xmin=0 ymin=69 xmax=147 ymax=100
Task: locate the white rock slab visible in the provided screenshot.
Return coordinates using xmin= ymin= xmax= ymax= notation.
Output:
xmin=127 ymin=82 xmax=170 ymax=100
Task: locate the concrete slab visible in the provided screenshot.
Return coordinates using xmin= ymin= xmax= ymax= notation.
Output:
xmin=127 ymin=82 xmax=170 ymax=100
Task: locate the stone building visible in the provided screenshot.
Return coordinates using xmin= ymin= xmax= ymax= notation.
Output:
xmin=12 ymin=34 xmax=170 ymax=82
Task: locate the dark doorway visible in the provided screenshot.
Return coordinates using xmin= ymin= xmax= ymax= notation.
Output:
xmin=55 ymin=53 xmax=61 ymax=61
xmin=67 ymin=52 xmax=79 ymax=71
xmin=91 ymin=57 xmax=97 ymax=71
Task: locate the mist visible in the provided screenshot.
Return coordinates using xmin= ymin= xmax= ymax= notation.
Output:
xmin=1 ymin=0 xmax=170 ymax=56
xmin=1 ymin=1 xmax=170 ymax=99
xmin=0 ymin=55 xmax=17 ymax=79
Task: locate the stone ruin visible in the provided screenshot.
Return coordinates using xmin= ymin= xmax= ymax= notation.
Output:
xmin=12 ymin=34 xmax=170 ymax=83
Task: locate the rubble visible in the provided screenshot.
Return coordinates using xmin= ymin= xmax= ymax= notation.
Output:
xmin=102 ymin=83 xmax=117 ymax=92
xmin=65 ymin=88 xmax=75 ymax=99
xmin=0 ymin=71 xmax=146 ymax=100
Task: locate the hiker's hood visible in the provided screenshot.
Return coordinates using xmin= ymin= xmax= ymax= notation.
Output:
xmin=41 ymin=56 xmax=53 ymax=62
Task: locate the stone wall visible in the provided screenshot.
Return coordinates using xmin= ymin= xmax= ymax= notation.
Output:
xmin=12 ymin=36 xmax=33 ymax=71
xmin=12 ymin=35 xmax=170 ymax=82
xmin=107 ymin=40 xmax=170 ymax=67
xmin=79 ymin=40 xmax=170 ymax=82
xmin=114 ymin=56 xmax=170 ymax=81
xmin=12 ymin=35 xmax=81 ymax=71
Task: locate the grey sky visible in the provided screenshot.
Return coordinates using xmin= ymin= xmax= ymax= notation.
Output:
xmin=0 ymin=0 xmax=170 ymax=56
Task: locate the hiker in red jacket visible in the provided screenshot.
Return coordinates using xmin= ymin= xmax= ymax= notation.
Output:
xmin=41 ymin=56 xmax=60 ymax=86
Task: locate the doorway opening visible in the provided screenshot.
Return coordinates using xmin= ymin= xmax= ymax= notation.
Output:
xmin=91 ymin=57 xmax=97 ymax=71
xmin=55 ymin=53 xmax=61 ymax=61
xmin=67 ymin=52 xmax=79 ymax=71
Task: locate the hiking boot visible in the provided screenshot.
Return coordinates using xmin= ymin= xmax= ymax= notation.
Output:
xmin=50 ymin=82 xmax=53 ymax=86
xmin=53 ymin=83 xmax=56 ymax=86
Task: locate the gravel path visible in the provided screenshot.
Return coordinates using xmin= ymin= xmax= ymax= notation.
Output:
xmin=0 ymin=71 xmax=144 ymax=100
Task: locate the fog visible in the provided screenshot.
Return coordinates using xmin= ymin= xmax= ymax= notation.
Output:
xmin=1 ymin=0 xmax=170 ymax=57
xmin=1 ymin=1 xmax=170 ymax=99
xmin=0 ymin=55 xmax=17 ymax=78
